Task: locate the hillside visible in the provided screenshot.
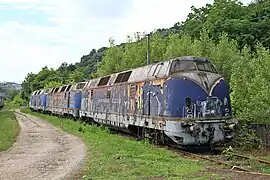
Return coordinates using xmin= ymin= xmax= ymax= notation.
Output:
xmin=0 ymin=82 xmax=22 ymax=99
xmin=0 ymin=82 xmax=22 ymax=90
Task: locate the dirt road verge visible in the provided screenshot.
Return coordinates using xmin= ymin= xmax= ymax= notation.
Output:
xmin=0 ymin=111 xmax=86 ymax=180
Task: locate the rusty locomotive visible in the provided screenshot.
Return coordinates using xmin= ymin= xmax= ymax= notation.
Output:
xmin=29 ymin=56 xmax=237 ymax=147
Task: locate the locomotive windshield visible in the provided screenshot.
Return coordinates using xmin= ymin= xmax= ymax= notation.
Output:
xmin=196 ymin=61 xmax=217 ymax=73
xmin=169 ymin=59 xmax=217 ymax=74
xmin=170 ymin=60 xmax=196 ymax=73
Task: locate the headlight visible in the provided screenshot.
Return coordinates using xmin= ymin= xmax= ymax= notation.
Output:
xmin=224 ymin=97 xmax=228 ymax=106
xmin=228 ymin=124 xmax=235 ymax=130
xmin=187 ymin=114 xmax=193 ymax=118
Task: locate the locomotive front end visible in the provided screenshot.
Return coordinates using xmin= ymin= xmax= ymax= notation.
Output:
xmin=164 ymin=56 xmax=237 ymax=147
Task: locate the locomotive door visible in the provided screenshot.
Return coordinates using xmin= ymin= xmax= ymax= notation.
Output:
xmin=85 ymin=90 xmax=89 ymax=110
xmin=81 ymin=90 xmax=88 ymax=111
xmin=129 ymin=84 xmax=136 ymax=115
xmin=142 ymin=81 xmax=152 ymax=116
xmin=88 ymin=89 xmax=94 ymax=112
xmin=67 ymin=92 xmax=70 ymax=108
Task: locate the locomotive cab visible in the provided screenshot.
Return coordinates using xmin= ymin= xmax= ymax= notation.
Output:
xmin=164 ymin=56 xmax=237 ymax=146
xmin=166 ymin=56 xmax=232 ymax=119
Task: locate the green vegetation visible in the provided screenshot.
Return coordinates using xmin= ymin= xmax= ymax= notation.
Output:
xmin=21 ymin=109 xmax=222 ymax=179
xmin=221 ymin=152 xmax=270 ymax=174
xmin=7 ymin=95 xmax=27 ymax=109
xmin=0 ymin=110 xmax=20 ymax=152
xmin=262 ymin=165 xmax=270 ymax=174
xmin=4 ymin=94 xmax=27 ymax=110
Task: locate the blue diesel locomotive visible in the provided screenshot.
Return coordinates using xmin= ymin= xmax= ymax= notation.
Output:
xmin=29 ymin=56 xmax=237 ymax=147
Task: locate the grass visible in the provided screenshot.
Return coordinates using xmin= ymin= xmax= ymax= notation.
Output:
xmin=245 ymin=150 xmax=270 ymax=174
xmin=0 ymin=110 xmax=20 ymax=152
xmin=213 ymin=147 xmax=270 ymax=175
xmin=21 ymin=108 xmax=223 ymax=180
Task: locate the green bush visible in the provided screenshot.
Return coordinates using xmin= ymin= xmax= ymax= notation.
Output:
xmin=0 ymin=110 xmax=20 ymax=151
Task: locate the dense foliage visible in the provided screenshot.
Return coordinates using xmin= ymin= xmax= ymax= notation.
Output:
xmin=21 ymin=0 xmax=270 ymax=124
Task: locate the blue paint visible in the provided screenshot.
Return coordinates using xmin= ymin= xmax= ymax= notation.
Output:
xmin=164 ymin=78 xmax=208 ymax=117
xmin=29 ymin=95 xmax=34 ymax=106
xmin=41 ymin=94 xmax=47 ymax=110
xmin=69 ymin=91 xmax=82 ymax=109
xmin=211 ymin=79 xmax=232 ymax=116
xmin=142 ymin=83 xmax=164 ymax=116
xmin=46 ymin=95 xmax=49 ymax=107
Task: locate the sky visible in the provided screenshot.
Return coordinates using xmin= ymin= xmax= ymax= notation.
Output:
xmin=0 ymin=0 xmax=252 ymax=83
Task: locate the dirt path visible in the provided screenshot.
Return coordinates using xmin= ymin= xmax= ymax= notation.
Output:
xmin=0 ymin=111 xmax=86 ymax=180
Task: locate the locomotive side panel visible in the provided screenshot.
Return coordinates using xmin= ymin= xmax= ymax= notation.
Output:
xmin=41 ymin=94 xmax=47 ymax=111
xmin=163 ymin=77 xmax=208 ymax=118
xmin=80 ymin=80 xmax=166 ymax=131
xmin=210 ymin=79 xmax=232 ymax=116
xmin=66 ymin=91 xmax=81 ymax=117
xmin=141 ymin=80 xmax=165 ymax=117
xmin=46 ymin=93 xmax=53 ymax=113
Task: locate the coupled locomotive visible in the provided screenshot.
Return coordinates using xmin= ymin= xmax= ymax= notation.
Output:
xmin=30 ymin=56 xmax=237 ymax=147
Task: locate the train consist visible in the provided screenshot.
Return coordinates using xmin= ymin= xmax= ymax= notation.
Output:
xmin=29 ymin=56 xmax=237 ymax=147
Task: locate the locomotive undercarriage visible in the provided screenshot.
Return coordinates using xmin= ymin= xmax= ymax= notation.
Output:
xmin=79 ymin=110 xmax=236 ymax=148
xmin=165 ymin=118 xmax=237 ymax=147
xmin=30 ymin=105 xmax=237 ymax=148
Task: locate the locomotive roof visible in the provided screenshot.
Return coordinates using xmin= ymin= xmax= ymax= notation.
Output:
xmin=31 ymin=56 xmax=213 ymax=94
xmin=83 ymin=56 xmax=212 ymax=89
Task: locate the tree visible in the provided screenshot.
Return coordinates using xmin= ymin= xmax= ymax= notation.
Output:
xmin=121 ymin=32 xmax=147 ymax=69
xmin=44 ymin=81 xmax=63 ymax=89
xmin=165 ymin=34 xmax=195 ymax=58
xmin=149 ymin=32 xmax=169 ymax=63
xmin=31 ymin=66 xmax=59 ymax=90
xmin=180 ymin=3 xmax=212 ymax=38
xmin=7 ymin=89 xmax=20 ymax=101
xmin=68 ymin=70 xmax=84 ymax=83
xmin=21 ymin=73 xmax=36 ymax=100
xmin=209 ymin=33 xmax=240 ymax=81
xmin=96 ymin=37 xmax=124 ymax=76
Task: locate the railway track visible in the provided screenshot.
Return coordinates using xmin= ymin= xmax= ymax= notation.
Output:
xmin=173 ymin=148 xmax=270 ymax=177
xmin=230 ymin=152 xmax=270 ymax=165
xmin=178 ymin=150 xmax=251 ymax=172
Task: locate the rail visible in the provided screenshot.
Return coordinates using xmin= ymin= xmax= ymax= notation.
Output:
xmin=175 ymin=149 xmax=270 ymax=177
xmin=230 ymin=152 xmax=270 ymax=165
